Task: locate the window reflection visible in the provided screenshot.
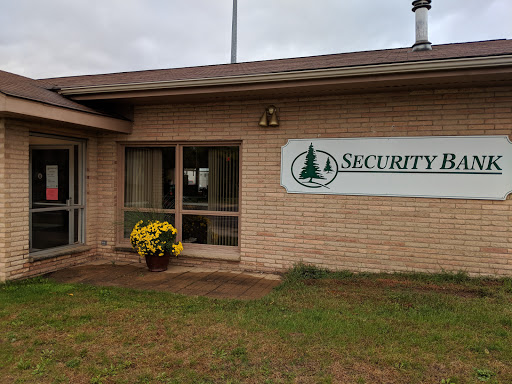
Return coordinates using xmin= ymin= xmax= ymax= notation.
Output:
xmin=31 ymin=211 xmax=70 ymax=251
xmin=182 ymin=147 xmax=239 ymax=212
xmin=123 ymin=212 xmax=175 ymax=238
xmin=182 ymin=215 xmax=238 ymax=246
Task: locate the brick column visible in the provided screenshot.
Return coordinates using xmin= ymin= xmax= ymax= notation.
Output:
xmin=2 ymin=122 xmax=30 ymax=280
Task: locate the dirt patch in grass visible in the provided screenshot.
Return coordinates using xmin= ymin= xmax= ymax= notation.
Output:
xmin=330 ymin=359 xmax=403 ymax=384
xmin=305 ymin=277 xmax=499 ymax=298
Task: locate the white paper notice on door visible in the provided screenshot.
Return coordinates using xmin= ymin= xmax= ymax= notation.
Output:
xmin=46 ymin=165 xmax=58 ymax=188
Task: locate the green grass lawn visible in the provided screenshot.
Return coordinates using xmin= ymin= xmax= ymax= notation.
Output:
xmin=1 ymin=265 xmax=511 ymax=384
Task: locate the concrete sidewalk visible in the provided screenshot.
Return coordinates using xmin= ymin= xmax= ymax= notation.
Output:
xmin=47 ymin=259 xmax=282 ymax=300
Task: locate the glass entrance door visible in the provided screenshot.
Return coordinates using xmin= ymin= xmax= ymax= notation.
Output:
xmin=30 ymin=144 xmax=84 ymax=252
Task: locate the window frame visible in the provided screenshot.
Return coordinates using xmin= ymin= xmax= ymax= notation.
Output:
xmin=117 ymin=141 xmax=242 ymax=259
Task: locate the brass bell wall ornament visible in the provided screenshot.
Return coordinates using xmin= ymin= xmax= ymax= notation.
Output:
xmin=258 ymin=105 xmax=279 ymax=127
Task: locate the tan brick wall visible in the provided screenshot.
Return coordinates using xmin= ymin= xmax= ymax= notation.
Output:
xmin=95 ymin=134 xmax=120 ymax=254
xmin=3 ymin=86 xmax=512 ymax=280
xmin=2 ymin=119 xmax=99 ymax=280
xmin=102 ymin=86 xmax=512 ymax=276
xmin=0 ymin=119 xmax=6 ymax=281
xmin=2 ymin=121 xmax=30 ymax=280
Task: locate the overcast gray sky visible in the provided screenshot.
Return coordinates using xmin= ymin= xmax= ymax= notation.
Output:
xmin=0 ymin=0 xmax=510 ymax=79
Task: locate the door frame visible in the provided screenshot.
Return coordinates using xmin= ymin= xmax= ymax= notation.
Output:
xmin=29 ymin=134 xmax=86 ymax=254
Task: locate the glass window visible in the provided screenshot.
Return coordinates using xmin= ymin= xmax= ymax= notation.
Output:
xmin=123 ymin=211 xmax=175 ymax=238
xmin=32 ymin=211 xmax=70 ymax=250
xmin=182 ymin=146 xmax=239 ymax=212
xmin=182 ymin=215 xmax=238 ymax=246
xmin=122 ymin=144 xmax=239 ymax=248
xmin=123 ymin=147 xmax=176 ymax=238
xmin=125 ymin=147 xmax=175 ymax=209
xmin=31 ymin=148 xmax=71 ymax=208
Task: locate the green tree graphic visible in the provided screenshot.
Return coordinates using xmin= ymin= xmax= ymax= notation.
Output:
xmin=300 ymin=143 xmax=325 ymax=183
xmin=324 ymin=157 xmax=333 ymax=173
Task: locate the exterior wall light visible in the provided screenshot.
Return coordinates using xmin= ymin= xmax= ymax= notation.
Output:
xmin=258 ymin=105 xmax=279 ymax=127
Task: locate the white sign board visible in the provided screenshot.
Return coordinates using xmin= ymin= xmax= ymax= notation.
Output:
xmin=281 ymin=136 xmax=512 ymax=200
xmin=46 ymin=165 xmax=58 ymax=188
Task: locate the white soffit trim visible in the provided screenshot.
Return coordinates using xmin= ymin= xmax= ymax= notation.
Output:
xmin=58 ymin=55 xmax=512 ymax=96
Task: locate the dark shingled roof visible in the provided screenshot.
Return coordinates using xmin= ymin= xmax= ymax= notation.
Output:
xmin=43 ymin=40 xmax=512 ymax=89
xmin=0 ymin=70 xmax=111 ymax=116
xmin=2 ymin=40 xmax=511 ymax=111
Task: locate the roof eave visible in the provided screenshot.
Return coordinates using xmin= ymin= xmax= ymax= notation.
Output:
xmin=0 ymin=92 xmax=132 ymax=133
xmin=57 ymin=55 xmax=512 ymax=99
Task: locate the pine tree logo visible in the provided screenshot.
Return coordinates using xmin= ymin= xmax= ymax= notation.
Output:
xmin=291 ymin=143 xmax=338 ymax=189
xmin=300 ymin=143 xmax=325 ymax=183
xmin=324 ymin=158 xmax=333 ymax=173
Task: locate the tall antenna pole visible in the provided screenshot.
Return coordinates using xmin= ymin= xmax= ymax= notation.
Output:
xmin=231 ymin=0 xmax=237 ymax=63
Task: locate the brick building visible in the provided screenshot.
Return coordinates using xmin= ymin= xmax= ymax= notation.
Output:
xmin=1 ymin=38 xmax=512 ymax=281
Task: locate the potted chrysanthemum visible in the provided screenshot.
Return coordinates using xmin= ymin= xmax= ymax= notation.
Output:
xmin=130 ymin=220 xmax=183 ymax=272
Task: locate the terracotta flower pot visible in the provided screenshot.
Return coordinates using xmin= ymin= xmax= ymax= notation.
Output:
xmin=144 ymin=251 xmax=171 ymax=272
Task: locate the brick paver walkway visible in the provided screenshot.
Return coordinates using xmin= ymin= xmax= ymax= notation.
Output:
xmin=47 ymin=260 xmax=281 ymax=300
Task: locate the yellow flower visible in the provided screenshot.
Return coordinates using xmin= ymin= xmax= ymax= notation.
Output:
xmin=130 ymin=220 xmax=182 ymax=257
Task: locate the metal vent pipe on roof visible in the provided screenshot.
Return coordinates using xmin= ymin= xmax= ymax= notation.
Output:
xmin=412 ymin=0 xmax=432 ymax=51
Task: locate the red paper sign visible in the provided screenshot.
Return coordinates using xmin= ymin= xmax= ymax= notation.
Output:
xmin=46 ymin=188 xmax=58 ymax=201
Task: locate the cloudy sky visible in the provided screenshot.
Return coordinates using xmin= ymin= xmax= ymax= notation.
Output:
xmin=0 ymin=0 xmax=510 ymax=79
